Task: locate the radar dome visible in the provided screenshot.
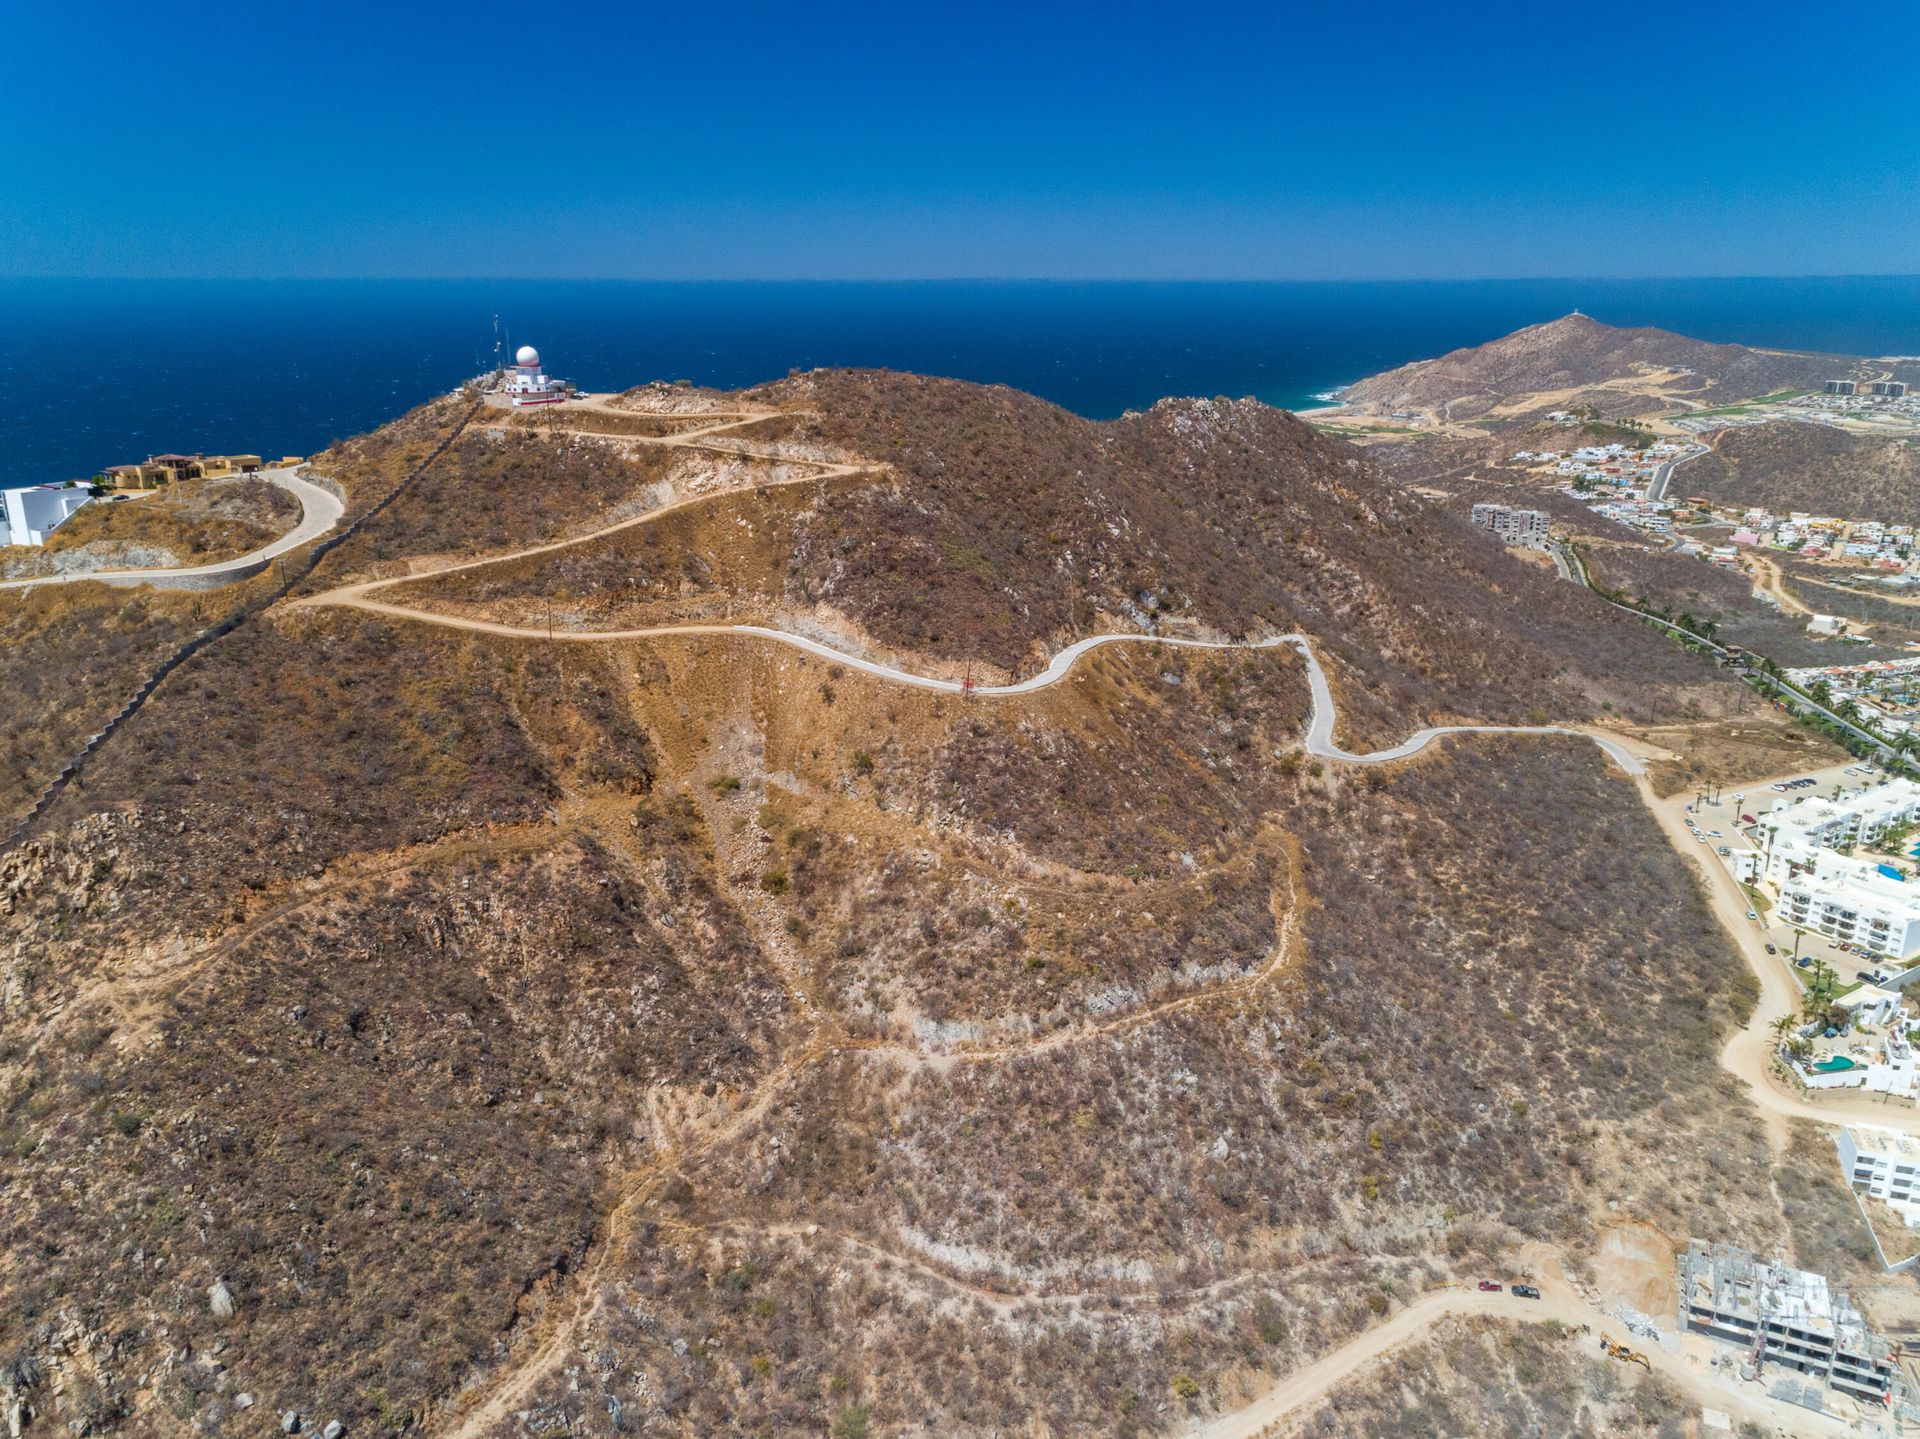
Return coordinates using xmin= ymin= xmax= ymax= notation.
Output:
xmin=514 ymin=345 xmax=541 ymax=367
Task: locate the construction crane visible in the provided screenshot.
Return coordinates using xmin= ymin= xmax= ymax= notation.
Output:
xmin=1600 ymin=1335 xmax=1653 ymax=1372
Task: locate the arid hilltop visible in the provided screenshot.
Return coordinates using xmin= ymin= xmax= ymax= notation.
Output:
xmin=1340 ymin=312 xmax=1920 ymax=424
xmin=0 ymin=373 xmax=1855 ymax=1438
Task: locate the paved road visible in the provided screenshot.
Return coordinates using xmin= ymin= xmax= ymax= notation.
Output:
xmin=1645 ymin=442 xmax=1708 ymax=501
xmin=1550 ymin=543 xmax=1896 ymax=758
xmin=0 ymin=468 xmax=344 ymax=591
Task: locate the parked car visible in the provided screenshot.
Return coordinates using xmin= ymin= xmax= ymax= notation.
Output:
xmin=1747 ymin=909 xmax=1759 ymax=919
xmin=1512 ymin=1284 xmax=1542 ymax=1300
xmin=1719 ymin=847 xmax=1731 ymax=856
xmin=1477 ymin=1280 xmax=1503 ymax=1292
xmin=1859 ymin=970 xmax=1877 ymax=983
xmin=1709 ymin=830 xmax=1721 ymax=837
xmin=1766 ymin=944 xmax=1778 ymax=955
xmin=1797 ymin=957 xmax=1813 ymax=968
xmin=1839 ymin=943 xmax=1853 ymax=953
xmin=1741 ymin=814 xmax=1757 ymax=824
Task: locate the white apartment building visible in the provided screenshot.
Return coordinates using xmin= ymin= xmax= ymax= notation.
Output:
xmin=1763 ymin=780 xmax=1920 ymax=870
xmin=1469 ymin=503 xmax=1551 ymax=550
xmin=1841 ymin=1125 xmax=1920 ymax=1223
xmin=1777 ymin=852 xmax=1920 ymax=960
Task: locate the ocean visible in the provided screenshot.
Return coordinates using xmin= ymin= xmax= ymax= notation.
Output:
xmin=5 ymin=276 xmax=1920 ymax=486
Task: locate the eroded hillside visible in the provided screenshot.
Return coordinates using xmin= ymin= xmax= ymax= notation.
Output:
xmin=0 ymin=375 xmax=1847 ymax=1438
xmin=1340 ymin=313 xmax=1919 ymax=424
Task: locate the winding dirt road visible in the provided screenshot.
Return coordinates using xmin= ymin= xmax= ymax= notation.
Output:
xmin=286 ymin=405 xmax=1890 ymax=1438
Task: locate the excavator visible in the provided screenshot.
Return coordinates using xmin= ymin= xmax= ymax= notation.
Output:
xmin=1600 ymin=1335 xmax=1653 ymax=1371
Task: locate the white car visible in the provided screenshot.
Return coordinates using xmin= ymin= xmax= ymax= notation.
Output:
xmin=1709 ymin=830 xmax=1721 ymax=837
xmin=1747 ymin=910 xmax=1760 ymax=920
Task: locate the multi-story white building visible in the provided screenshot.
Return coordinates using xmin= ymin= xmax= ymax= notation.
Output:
xmin=1470 ymin=503 xmax=1551 ymax=549
xmin=1840 ymin=1125 xmax=1920 ymax=1223
xmin=1762 ymin=780 xmax=1920 ymax=872
xmin=1777 ymin=852 xmax=1920 ymax=960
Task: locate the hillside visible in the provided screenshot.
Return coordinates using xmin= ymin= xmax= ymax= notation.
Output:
xmin=0 ymin=476 xmax=302 ymax=580
xmin=0 ymin=374 xmax=1839 ymax=1439
xmin=396 ymin=371 xmax=1749 ymax=746
xmin=1340 ymin=313 xmax=1918 ymax=424
xmin=1680 ymin=421 xmax=1920 ymax=524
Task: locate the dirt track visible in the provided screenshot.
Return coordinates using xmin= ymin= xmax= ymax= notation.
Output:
xmin=284 ymin=402 xmax=1897 ymax=1437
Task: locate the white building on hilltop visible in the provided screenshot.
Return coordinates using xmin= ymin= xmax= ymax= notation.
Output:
xmin=1777 ymin=852 xmax=1920 ymax=961
xmin=1762 ymin=781 xmax=1920 ymax=882
xmin=1 ymin=484 xmax=93 ymax=547
xmin=1470 ymin=502 xmax=1551 ymax=550
xmin=500 ymin=344 xmax=570 ymax=407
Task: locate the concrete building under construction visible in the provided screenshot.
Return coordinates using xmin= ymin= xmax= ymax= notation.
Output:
xmin=1678 ymin=1240 xmax=1898 ymax=1407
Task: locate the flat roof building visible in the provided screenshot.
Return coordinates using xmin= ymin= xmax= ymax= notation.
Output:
xmin=1678 ymin=1240 xmax=1896 ymax=1406
xmin=0 ymin=485 xmax=93 ymax=547
xmin=1470 ymin=502 xmax=1551 ymax=550
xmin=1776 ymin=852 xmax=1920 ymax=960
xmin=1841 ymin=1125 xmax=1920 ymax=1220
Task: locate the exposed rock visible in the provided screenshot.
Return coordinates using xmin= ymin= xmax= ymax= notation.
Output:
xmin=281 ymin=1411 xmax=300 ymax=1434
xmin=207 ymin=1280 xmax=234 ymax=1322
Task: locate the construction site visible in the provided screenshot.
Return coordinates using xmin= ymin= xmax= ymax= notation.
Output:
xmin=1679 ymin=1240 xmax=1902 ymax=1420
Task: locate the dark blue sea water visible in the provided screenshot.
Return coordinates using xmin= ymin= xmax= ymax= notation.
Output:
xmin=5 ymin=277 xmax=1920 ymax=486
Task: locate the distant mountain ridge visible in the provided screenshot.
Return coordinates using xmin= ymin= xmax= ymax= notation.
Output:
xmin=1341 ymin=313 xmax=1920 ymax=423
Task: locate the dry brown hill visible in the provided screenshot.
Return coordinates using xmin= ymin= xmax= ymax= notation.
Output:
xmin=1341 ymin=313 xmax=1917 ymax=423
xmin=0 ymin=375 xmax=1837 ymax=1439
xmin=1680 ymin=421 xmax=1920 ymax=524
xmin=402 ymin=371 xmax=1746 ymax=744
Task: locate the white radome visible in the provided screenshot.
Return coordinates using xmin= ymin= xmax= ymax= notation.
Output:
xmin=515 ymin=345 xmax=541 ymax=368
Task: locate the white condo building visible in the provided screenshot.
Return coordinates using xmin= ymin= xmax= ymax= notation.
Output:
xmin=1841 ymin=1125 xmax=1920 ymax=1224
xmin=1761 ymin=780 xmax=1920 ymax=886
xmin=1777 ymin=852 xmax=1920 ymax=960
xmin=1756 ymin=780 xmax=1920 ymax=960
xmin=0 ymin=484 xmax=93 ymax=547
xmin=1469 ymin=503 xmax=1551 ymax=550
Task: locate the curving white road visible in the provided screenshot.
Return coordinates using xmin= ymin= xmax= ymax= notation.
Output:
xmin=293 ymin=417 xmax=1902 ymax=1437
xmin=308 ymin=596 xmax=1647 ymax=777
xmin=0 ymin=467 xmax=343 ymax=591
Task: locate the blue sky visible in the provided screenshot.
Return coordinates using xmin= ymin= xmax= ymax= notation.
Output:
xmin=5 ymin=0 xmax=1916 ymax=279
